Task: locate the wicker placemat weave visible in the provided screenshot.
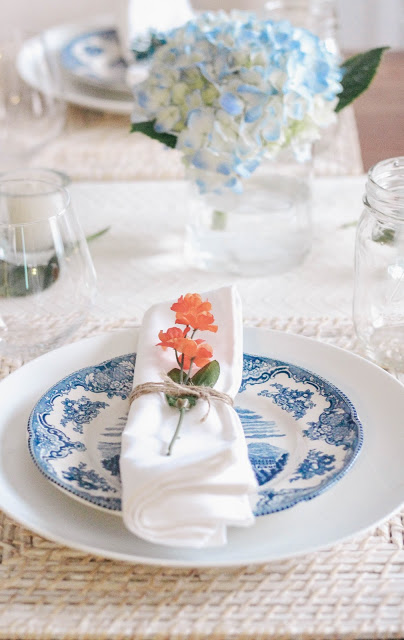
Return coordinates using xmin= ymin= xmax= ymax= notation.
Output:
xmin=33 ymin=105 xmax=363 ymax=181
xmin=0 ymin=317 xmax=404 ymax=640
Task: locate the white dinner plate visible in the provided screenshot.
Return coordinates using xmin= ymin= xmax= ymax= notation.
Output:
xmin=1 ymin=328 xmax=404 ymax=567
xmin=17 ymin=20 xmax=135 ymax=115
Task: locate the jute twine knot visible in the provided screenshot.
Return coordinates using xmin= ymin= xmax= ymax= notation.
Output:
xmin=129 ymin=374 xmax=233 ymax=421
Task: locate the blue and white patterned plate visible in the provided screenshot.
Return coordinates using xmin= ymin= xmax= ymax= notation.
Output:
xmin=60 ymin=28 xmax=153 ymax=92
xmin=28 ymin=351 xmax=363 ymax=518
xmin=60 ymin=28 xmax=127 ymax=91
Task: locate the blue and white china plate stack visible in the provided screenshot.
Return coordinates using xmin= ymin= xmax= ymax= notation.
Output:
xmin=59 ymin=27 xmax=162 ymax=93
xmin=17 ymin=20 xmax=138 ymax=114
xmin=1 ymin=328 xmax=404 ymax=567
xmin=59 ymin=28 xmax=131 ymax=93
xmin=27 ymin=350 xmax=363 ymax=518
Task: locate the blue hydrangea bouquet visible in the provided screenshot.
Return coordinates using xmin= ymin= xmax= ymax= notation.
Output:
xmin=130 ymin=11 xmax=386 ymax=195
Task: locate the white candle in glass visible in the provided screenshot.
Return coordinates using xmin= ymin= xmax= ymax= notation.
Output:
xmin=1 ymin=181 xmax=65 ymax=254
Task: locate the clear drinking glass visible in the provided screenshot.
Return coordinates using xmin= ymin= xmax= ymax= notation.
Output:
xmin=0 ymin=177 xmax=97 ymax=357
xmin=353 ymin=157 xmax=404 ymax=372
xmin=0 ymin=32 xmax=66 ymax=170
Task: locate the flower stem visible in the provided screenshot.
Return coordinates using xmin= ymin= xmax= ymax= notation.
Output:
xmin=175 ymin=349 xmax=182 ymax=368
xmin=212 ymin=210 xmax=227 ymax=231
xmin=167 ymin=406 xmax=187 ymax=456
xmin=184 ymin=358 xmax=195 ymax=385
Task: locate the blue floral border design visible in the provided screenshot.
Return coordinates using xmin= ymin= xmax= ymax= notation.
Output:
xmin=28 ymin=350 xmax=363 ymax=517
xmin=27 ymin=353 xmax=135 ymax=512
xmin=241 ymin=352 xmax=363 ymax=516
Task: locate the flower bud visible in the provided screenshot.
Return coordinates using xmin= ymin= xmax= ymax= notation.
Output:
xmin=176 ymin=397 xmax=190 ymax=410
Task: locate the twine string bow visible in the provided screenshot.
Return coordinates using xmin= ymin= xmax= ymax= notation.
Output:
xmin=129 ymin=374 xmax=233 ymax=422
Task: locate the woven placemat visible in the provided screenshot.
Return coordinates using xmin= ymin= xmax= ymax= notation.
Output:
xmin=33 ymin=105 xmax=363 ymax=181
xmin=0 ymin=317 xmax=403 ymax=640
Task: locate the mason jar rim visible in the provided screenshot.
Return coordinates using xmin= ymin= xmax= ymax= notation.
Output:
xmin=366 ymin=157 xmax=404 ymax=219
xmin=0 ymin=178 xmax=71 ymax=228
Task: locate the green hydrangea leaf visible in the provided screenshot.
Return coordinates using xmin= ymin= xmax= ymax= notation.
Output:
xmin=191 ymin=360 xmax=220 ymax=388
xmin=336 ymin=47 xmax=389 ymax=113
xmin=130 ymin=121 xmax=178 ymax=149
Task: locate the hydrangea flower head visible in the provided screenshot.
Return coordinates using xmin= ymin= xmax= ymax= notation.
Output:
xmin=131 ymin=11 xmax=343 ymax=193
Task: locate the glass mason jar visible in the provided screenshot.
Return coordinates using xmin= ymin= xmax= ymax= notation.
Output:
xmin=353 ymin=157 xmax=404 ymax=372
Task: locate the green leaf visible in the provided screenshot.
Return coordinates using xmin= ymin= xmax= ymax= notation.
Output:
xmin=336 ymin=47 xmax=389 ymax=112
xmin=372 ymin=227 xmax=395 ymax=244
xmin=130 ymin=121 xmax=178 ymax=149
xmin=166 ymin=368 xmax=197 ymax=408
xmin=85 ymin=226 xmax=110 ymax=243
xmin=339 ymin=221 xmax=358 ymax=230
xmin=191 ymin=360 xmax=220 ymax=388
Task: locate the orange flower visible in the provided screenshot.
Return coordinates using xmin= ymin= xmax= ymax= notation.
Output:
xmin=176 ymin=338 xmax=213 ymax=370
xmin=156 ymin=327 xmax=185 ymax=350
xmin=171 ymin=293 xmax=218 ymax=333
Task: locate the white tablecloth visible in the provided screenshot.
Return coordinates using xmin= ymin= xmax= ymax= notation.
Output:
xmin=74 ymin=175 xmax=365 ymax=324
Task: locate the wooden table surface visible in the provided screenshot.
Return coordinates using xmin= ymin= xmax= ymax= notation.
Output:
xmin=350 ymin=50 xmax=404 ymax=171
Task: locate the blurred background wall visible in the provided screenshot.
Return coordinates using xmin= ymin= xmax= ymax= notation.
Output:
xmin=1 ymin=0 xmax=403 ymax=50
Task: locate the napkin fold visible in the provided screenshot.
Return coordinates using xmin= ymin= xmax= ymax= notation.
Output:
xmin=120 ymin=286 xmax=258 ymax=548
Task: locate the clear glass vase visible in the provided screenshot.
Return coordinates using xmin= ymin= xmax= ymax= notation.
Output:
xmin=184 ymin=149 xmax=312 ymax=276
xmin=353 ymin=157 xmax=404 ymax=372
xmin=263 ymin=0 xmax=339 ymax=55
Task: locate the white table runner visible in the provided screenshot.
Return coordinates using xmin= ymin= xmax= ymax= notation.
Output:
xmin=72 ymin=175 xmax=365 ymax=325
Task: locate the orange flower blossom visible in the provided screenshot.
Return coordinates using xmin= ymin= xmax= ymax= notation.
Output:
xmin=171 ymin=293 xmax=218 ymax=333
xmin=175 ymin=338 xmax=213 ymax=370
xmin=157 ymin=328 xmax=213 ymax=370
xmin=157 ymin=327 xmax=185 ymax=350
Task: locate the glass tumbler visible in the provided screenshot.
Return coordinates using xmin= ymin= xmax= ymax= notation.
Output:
xmin=0 ymin=31 xmax=66 ymax=170
xmin=0 ymin=178 xmax=97 ymax=357
xmin=353 ymin=157 xmax=404 ymax=372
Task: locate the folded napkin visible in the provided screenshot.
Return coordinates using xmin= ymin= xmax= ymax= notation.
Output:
xmin=117 ymin=0 xmax=194 ymax=61
xmin=120 ymin=286 xmax=258 ymax=548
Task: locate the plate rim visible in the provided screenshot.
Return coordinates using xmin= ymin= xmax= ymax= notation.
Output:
xmin=1 ymin=327 xmax=404 ymax=567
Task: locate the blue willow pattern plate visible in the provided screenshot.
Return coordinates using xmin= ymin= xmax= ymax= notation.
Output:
xmin=27 ymin=353 xmax=363 ymax=517
xmin=60 ymin=29 xmax=128 ymax=91
xmin=60 ymin=28 xmax=161 ymax=92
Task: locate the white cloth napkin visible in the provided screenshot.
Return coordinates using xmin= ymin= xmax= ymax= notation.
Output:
xmin=117 ymin=0 xmax=194 ymax=61
xmin=120 ymin=286 xmax=258 ymax=548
